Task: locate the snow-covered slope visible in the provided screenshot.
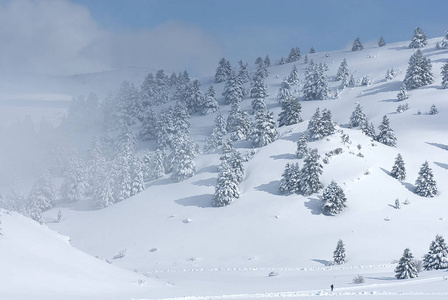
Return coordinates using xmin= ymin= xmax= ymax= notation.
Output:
xmin=36 ymin=37 xmax=448 ymax=299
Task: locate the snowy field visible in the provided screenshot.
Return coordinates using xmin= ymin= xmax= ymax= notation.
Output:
xmin=0 ymin=35 xmax=447 ymax=299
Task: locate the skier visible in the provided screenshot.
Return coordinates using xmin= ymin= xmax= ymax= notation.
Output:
xmin=331 ymin=284 xmax=334 ymax=292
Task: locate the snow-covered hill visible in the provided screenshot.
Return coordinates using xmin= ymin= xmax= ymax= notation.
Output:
xmin=2 ymin=35 xmax=447 ymax=299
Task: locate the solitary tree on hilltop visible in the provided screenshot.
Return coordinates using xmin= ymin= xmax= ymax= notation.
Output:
xmin=409 ymin=27 xmax=427 ymax=48
xmin=352 ymin=38 xmax=364 ymax=51
xmin=378 ymin=36 xmax=386 ymax=47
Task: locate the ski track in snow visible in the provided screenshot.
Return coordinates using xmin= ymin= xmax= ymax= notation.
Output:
xmin=137 ymin=276 xmax=448 ymax=299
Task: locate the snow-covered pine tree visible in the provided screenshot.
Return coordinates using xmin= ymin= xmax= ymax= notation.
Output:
xmin=255 ymin=56 xmax=263 ymax=65
xmin=403 ymin=49 xmax=434 ymax=89
xmin=336 ymin=58 xmax=350 ymax=81
xmin=201 ymin=84 xmax=220 ymax=115
xmin=300 ymin=149 xmax=323 ymax=196
xmin=361 ymin=121 xmax=376 ymax=140
xmin=140 ymin=73 xmax=156 ymax=106
xmin=348 ymin=74 xmax=356 ymax=87
xmin=171 ymin=137 xmax=199 ymax=182
xmin=322 ymin=180 xmax=347 ymax=215
xmin=423 ymin=235 xmax=448 ymax=270
xmin=141 ymin=149 xmax=152 ymax=180
xmin=302 ymin=62 xmax=329 ymax=100
xmin=395 ymin=248 xmax=418 ymax=279
xmin=139 ymin=104 xmax=158 ymax=141
xmin=441 ymin=62 xmax=448 ymax=89
xmin=204 ymin=113 xmax=227 ymax=152
xmin=429 ymin=104 xmax=439 ymax=115
xmin=279 ymin=162 xmax=301 ymax=194
xmin=308 ymin=108 xmax=324 ymax=141
xmin=409 ymin=27 xmax=427 ymax=48
xmin=385 ymin=68 xmax=396 ymax=80
xmin=378 ymin=36 xmax=386 ymax=47
xmin=377 ymin=115 xmax=397 ymax=147
xmin=250 ymin=108 xmax=278 ymax=148
xmin=115 ymin=81 xmax=142 ymax=127
xmin=397 ymin=85 xmax=409 ymax=101
xmin=93 ymin=165 xmax=115 ymax=209
xmin=310 ymin=47 xmax=315 ymax=53
xmin=277 ymin=81 xmax=292 ymax=103
xmin=151 ymin=149 xmax=166 ymax=179
xmin=60 ymin=153 xmax=89 ymax=203
xmin=391 ymin=153 xmax=406 ymax=181
xmin=156 ymin=107 xmax=176 ymax=150
xmin=333 ymin=239 xmax=347 ymax=264
xmin=279 ymin=57 xmax=285 ymax=65
xmin=223 ymin=70 xmax=243 ymax=105
xmin=28 ymin=169 xmax=56 ymax=212
xmin=352 ymin=38 xmax=364 ymax=51
xmin=227 ymin=103 xmax=251 ymax=141
xmin=264 ymin=55 xmax=271 ymax=67
xmin=296 ymin=134 xmax=309 ymax=159
xmin=130 ymin=157 xmax=145 ymax=196
xmin=215 ymin=58 xmax=231 ymax=83
xmin=250 ymin=64 xmax=268 ymax=112
xmin=415 ymin=161 xmax=438 ymax=197
xmin=183 ymin=79 xmax=203 ymax=115
xmin=321 ymin=108 xmax=335 ymax=137
xmin=287 ymin=65 xmax=300 ymax=86
xmin=238 ymin=60 xmax=250 ymax=83
xmin=348 ymin=103 xmax=367 ymax=128
xmin=304 ymin=55 xmax=308 ymax=63
xmin=212 ymin=160 xmax=240 ymax=207
xmin=278 ymin=95 xmax=302 ymax=127
xmin=228 ymin=147 xmax=245 ymax=184
xmin=287 ymin=47 xmax=301 ymax=63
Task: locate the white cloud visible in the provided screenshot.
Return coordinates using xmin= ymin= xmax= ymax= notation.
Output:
xmin=0 ymin=0 xmax=223 ymax=77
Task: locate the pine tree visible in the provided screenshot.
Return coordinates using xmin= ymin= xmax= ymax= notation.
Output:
xmin=336 ymin=58 xmax=350 ymax=81
xmin=296 ymin=134 xmax=309 ymax=159
xmin=201 ymin=85 xmax=220 ymax=115
xmin=303 ymin=62 xmax=329 ymax=100
xmin=321 ymin=108 xmax=335 ymax=137
xmin=93 ymin=165 xmax=115 ymax=209
xmin=348 ymin=74 xmax=356 ymax=87
xmin=238 ymin=60 xmax=251 ymax=83
xmin=215 ymin=58 xmax=231 ymax=83
xmin=264 ymin=55 xmax=271 ymax=67
xmin=28 ymin=169 xmax=56 ymax=212
xmin=278 ymin=96 xmax=302 ymax=127
xmin=309 ymin=47 xmax=315 ymax=53
xmin=279 ymin=57 xmax=285 ymax=65
xmin=423 ymin=235 xmax=448 ymax=270
xmin=403 ymin=49 xmax=434 ymax=89
xmin=60 ymin=153 xmax=89 ymax=202
xmin=279 ymin=162 xmax=301 ymax=193
xmin=415 ymin=161 xmax=438 ymax=197
xmin=151 ymin=149 xmax=166 ymax=179
xmin=223 ymin=70 xmax=243 ymax=105
xmin=429 ymin=104 xmax=439 ymax=115
xmin=397 ymin=85 xmax=409 ymax=101
xmin=391 ymin=154 xmax=406 ymax=181
xmin=250 ymin=64 xmax=268 ymax=112
xmin=361 ymin=121 xmax=376 ymax=140
xmin=130 ymin=157 xmax=145 ymax=196
xmin=228 ymin=147 xmax=245 ymax=184
xmin=139 ymin=105 xmax=158 ymax=141
xmin=287 ymin=47 xmax=301 ymax=63
xmin=171 ymin=137 xmax=198 ymax=182
xmin=156 ymin=107 xmax=176 ymax=150
xmin=183 ymin=79 xmax=203 ymax=115
xmin=352 ymin=38 xmax=364 ymax=51
xmin=140 ymin=73 xmax=156 ymax=106
xmin=333 ymin=239 xmax=347 ymax=264
xmin=441 ymin=63 xmax=448 ymax=89
xmin=227 ymin=103 xmax=251 ymax=141
xmin=308 ymin=108 xmax=325 ymax=141
xmin=255 ymin=56 xmax=263 ymax=65
xmin=204 ymin=113 xmax=227 ymax=152
xmin=378 ymin=36 xmax=386 ymax=47
xmin=300 ymin=149 xmax=323 ymax=196
xmin=212 ymin=160 xmax=240 ymax=207
xmin=322 ymin=181 xmax=347 ymax=215
xmin=409 ymin=27 xmax=427 ymax=48
xmin=250 ymin=108 xmax=278 ymax=148
xmin=287 ymin=65 xmax=300 ymax=86
xmin=304 ymin=55 xmax=308 ymax=63
xmin=377 ymin=115 xmax=397 ymax=147
xmin=348 ymin=103 xmax=367 ymax=128
xmin=395 ymin=248 xmax=418 ymax=279
xmin=277 ymin=81 xmax=292 ymax=103
xmin=386 ymin=68 xmax=396 ymax=80
xmin=441 ymin=30 xmax=448 ymax=48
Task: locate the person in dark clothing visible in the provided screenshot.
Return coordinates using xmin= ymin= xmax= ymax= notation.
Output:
xmin=331 ymin=284 xmax=334 ymax=291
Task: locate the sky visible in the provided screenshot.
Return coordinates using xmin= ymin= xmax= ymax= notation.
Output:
xmin=0 ymin=0 xmax=447 ymax=77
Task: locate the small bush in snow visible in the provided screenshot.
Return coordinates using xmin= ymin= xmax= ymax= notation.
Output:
xmin=403 ymin=199 xmax=410 ymax=205
xmin=395 ymin=199 xmax=401 ymax=209
xmin=268 ymin=271 xmax=279 ymax=277
xmin=56 ymin=210 xmax=62 ymax=223
xmin=113 ymin=249 xmax=127 ymax=259
xmin=353 ymin=275 xmax=365 ymax=284
xmin=361 ymin=76 xmax=371 ymax=86
xmin=429 ymin=104 xmax=439 ymax=115
xmin=412 ymin=259 xmax=424 ymax=273
xmin=341 ymin=134 xmax=351 ymax=145
xmin=396 ymin=103 xmax=409 ymax=113
xmin=385 ymin=68 xmax=396 ymax=80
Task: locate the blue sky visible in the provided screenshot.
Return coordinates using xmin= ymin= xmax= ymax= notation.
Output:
xmin=0 ymin=0 xmax=447 ymax=76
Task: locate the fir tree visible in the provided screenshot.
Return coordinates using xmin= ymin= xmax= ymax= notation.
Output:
xmin=397 ymin=85 xmax=409 ymax=101
xmin=415 ymin=161 xmax=438 ymax=197
xmin=333 ymin=239 xmax=347 ymax=264
xmin=303 ymin=62 xmax=329 ymax=100
xmin=423 ymin=235 xmax=448 ymax=270
xmin=322 ymin=181 xmax=347 ymax=215
xmin=215 ymin=58 xmax=231 ymax=83
xmin=264 ymin=55 xmax=271 ymax=67
xmin=403 ymin=49 xmax=434 ymax=89
xmin=151 ymin=149 xmax=166 ymax=179
xmin=309 ymin=47 xmax=315 ymax=53
xmin=377 ymin=115 xmax=397 ymax=147
xmin=409 ymin=27 xmax=427 ymax=48
xmin=204 ymin=113 xmax=227 ymax=152
xmin=277 ymin=81 xmax=292 ymax=103
xmin=300 ymin=149 xmax=323 ymax=196
xmin=279 ymin=57 xmax=285 ymax=65
xmin=304 ymin=55 xmax=308 ymax=63
xmin=28 ymin=169 xmax=56 ymax=212
xmin=361 ymin=121 xmax=376 ymax=140
xmin=171 ymin=137 xmax=198 ymax=182
xmin=441 ymin=30 xmax=448 ymax=48
xmin=250 ymin=108 xmax=278 ymax=148
xmin=441 ymin=62 xmax=448 ymax=89
xmin=287 ymin=47 xmax=301 ymax=63
xmin=130 ymin=157 xmax=145 ymax=196
xmin=139 ymin=105 xmax=158 ymax=141
xmin=386 ymin=68 xmax=396 ymax=80
xmin=348 ymin=103 xmax=367 ymax=128
xmin=93 ymin=166 xmax=115 ymax=209
xmin=296 ymin=134 xmax=309 ymax=159
xmin=183 ymin=79 xmax=203 ymax=115
xmin=395 ymin=248 xmax=418 ymax=279
xmin=238 ymin=60 xmax=251 ymax=83
xmin=429 ymin=104 xmax=439 ymax=115
xmin=279 ymin=162 xmax=301 ymax=194
xmin=141 ymin=149 xmax=152 ymax=180
xmin=255 ymin=56 xmax=263 ymax=65
xmin=287 ymin=65 xmax=300 ymax=86
xmin=250 ymin=64 xmax=268 ymax=112
xmin=308 ymin=108 xmax=324 ymax=141
xmin=321 ymin=108 xmax=335 ymax=137
xmin=348 ymin=74 xmax=356 ymax=87
xmin=378 ymin=36 xmax=386 ymax=47
xmin=212 ymin=160 xmax=240 ymax=207
xmin=56 ymin=210 xmax=62 ymax=222
xmin=223 ymin=70 xmax=243 ymax=105
xmin=227 ymin=103 xmax=251 ymax=141
xmin=336 ymin=58 xmax=350 ymax=81
xmin=201 ymin=85 xmax=220 ymax=115
xmin=60 ymin=153 xmax=88 ymax=202
xmin=278 ymin=96 xmax=302 ymax=127
xmin=352 ymin=38 xmax=364 ymax=51
xmin=391 ymin=154 xmax=406 ymax=181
